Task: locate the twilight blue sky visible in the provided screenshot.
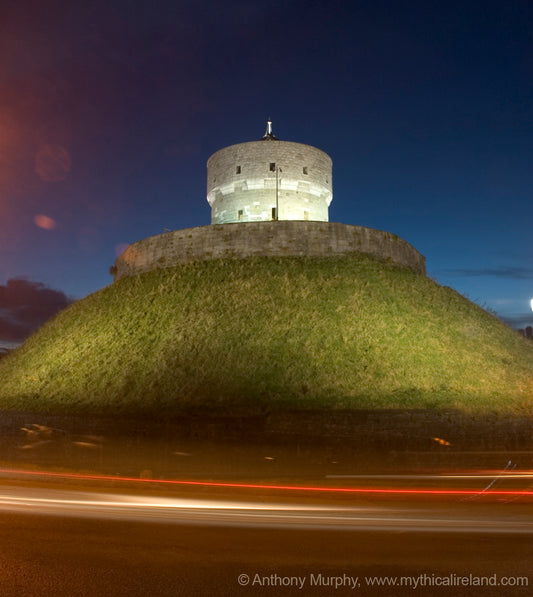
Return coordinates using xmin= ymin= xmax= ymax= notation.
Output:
xmin=1 ymin=0 xmax=532 ymax=346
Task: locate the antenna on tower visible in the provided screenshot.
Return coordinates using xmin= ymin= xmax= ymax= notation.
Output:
xmin=261 ymin=118 xmax=279 ymax=140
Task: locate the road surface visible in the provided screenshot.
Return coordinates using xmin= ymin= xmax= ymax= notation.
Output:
xmin=0 ymin=473 xmax=531 ymax=596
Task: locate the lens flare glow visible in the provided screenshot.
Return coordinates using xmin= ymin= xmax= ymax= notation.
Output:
xmin=35 ymin=144 xmax=71 ymax=182
xmin=34 ymin=214 xmax=56 ymax=230
xmin=115 ymin=243 xmax=130 ymax=257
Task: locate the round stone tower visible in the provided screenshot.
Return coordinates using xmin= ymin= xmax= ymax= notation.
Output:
xmin=112 ymin=120 xmax=427 ymax=282
xmin=207 ymin=121 xmax=332 ymax=224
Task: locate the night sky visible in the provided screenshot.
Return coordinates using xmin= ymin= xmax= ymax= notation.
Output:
xmin=1 ymin=0 xmax=532 ymax=347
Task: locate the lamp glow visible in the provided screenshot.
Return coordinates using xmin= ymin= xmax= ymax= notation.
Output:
xmin=531 ymin=299 xmax=533 ymax=312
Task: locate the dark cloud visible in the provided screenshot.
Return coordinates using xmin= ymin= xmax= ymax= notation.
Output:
xmin=444 ymin=267 xmax=533 ymax=280
xmin=0 ymin=279 xmax=73 ymax=344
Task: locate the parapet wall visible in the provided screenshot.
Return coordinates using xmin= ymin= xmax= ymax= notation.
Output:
xmin=113 ymin=221 xmax=426 ymax=281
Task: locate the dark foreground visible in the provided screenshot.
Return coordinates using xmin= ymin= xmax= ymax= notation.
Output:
xmin=0 ymin=475 xmax=532 ymax=597
xmin=0 ymin=409 xmax=532 ymax=596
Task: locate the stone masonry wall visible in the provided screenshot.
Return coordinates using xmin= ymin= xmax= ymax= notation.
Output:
xmin=207 ymin=141 xmax=332 ymax=224
xmin=113 ymin=221 xmax=426 ymax=281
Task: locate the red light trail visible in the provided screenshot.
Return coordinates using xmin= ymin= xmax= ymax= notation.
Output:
xmin=1 ymin=468 xmax=532 ymax=498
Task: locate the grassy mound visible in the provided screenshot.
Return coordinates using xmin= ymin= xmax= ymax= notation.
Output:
xmin=1 ymin=256 xmax=533 ymax=416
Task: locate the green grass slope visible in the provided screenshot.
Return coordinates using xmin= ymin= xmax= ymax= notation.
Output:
xmin=1 ymin=256 xmax=533 ymax=416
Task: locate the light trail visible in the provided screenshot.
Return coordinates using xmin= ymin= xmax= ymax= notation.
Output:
xmin=0 ymin=485 xmax=532 ymax=533
xmin=1 ymin=467 xmax=533 ymax=498
xmin=327 ymin=472 xmax=533 ymax=479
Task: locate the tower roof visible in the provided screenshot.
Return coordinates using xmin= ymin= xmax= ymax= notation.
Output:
xmin=260 ymin=119 xmax=279 ymax=141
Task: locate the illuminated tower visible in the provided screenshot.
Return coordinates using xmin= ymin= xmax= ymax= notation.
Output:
xmin=207 ymin=120 xmax=332 ymax=224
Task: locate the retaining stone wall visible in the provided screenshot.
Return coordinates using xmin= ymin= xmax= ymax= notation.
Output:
xmin=113 ymin=221 xmax=426 ymax=281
